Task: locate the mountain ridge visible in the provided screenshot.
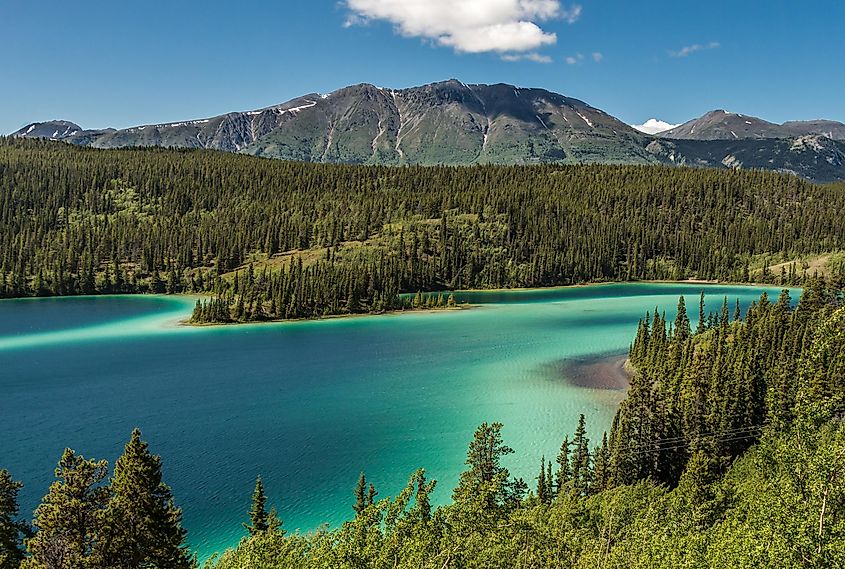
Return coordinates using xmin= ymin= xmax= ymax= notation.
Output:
xmin=11 ymin=80 xmax=845 ymax=181
xmin=9 ymin=80 xmax=660 ymax=167
xmin=660 ymin=110 xmax=845 ymax=141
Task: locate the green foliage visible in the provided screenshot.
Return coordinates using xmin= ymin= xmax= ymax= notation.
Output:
xmin=18 ymin=431 xmax=192 ymax=569
xmin=0 ymin=470 xmax=26 ymax=569
xmin=608 ymin=279 xmax=843 ymax=487
xmin=244 ymin=477 xmax=269 ymax=536
xmin=22 ymin=449 xmax=109 ymax=569
xmin=94 ymin=429 xmax=193 ymax=568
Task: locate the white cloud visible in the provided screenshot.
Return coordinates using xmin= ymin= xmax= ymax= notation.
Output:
xmin=565 ymin=53 xmax=584 ymax=65
xmin=592 ymin=51 xmax=603 ymax=62
xmin=631 ymin=119 xmax=680 ymax=135
xmin=560 ymin=4 xmax=582 ymax=23
xmin=344 ymin=0 xmax=582 ymax=56
xmin=501 ymin=52 xmax=553 ymax=63
xmin=670 ymin=41 xmax=720 ymax=58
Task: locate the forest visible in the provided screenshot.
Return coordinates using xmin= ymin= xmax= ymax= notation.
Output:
xmin=1 ymin=138 xmax=844 ymax=323
xmin=2 ymin=279 xmax=843 ymax=568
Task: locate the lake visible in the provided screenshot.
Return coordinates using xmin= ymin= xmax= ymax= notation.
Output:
xmin=0 ymin=283 xmax=792 ymax=560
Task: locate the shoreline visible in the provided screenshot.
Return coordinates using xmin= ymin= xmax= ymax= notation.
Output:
xmin=557 ymin=353 xmax=634 ymax=391
xmin=453 ymin=278 xmax=793 ymax=294
xmin=0 ymin=279 xmax=795 ymax=330
xmin=183 ymin=304 xmax=471 ymax=327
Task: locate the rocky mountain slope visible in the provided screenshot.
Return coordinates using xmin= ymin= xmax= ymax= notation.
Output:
xmin=646 ymin=135 xmax=845 ymax=182
xmin=12 ymin=81 xmax=657 ymax=166
xmin=11 ymin=80 xmax=845 ymax=181
xmin=661 ymin=110 xmax=845 ymax=141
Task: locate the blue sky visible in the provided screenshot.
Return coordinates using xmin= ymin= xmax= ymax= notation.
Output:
xmin=2 ymin=0 xmax=843 ymax=134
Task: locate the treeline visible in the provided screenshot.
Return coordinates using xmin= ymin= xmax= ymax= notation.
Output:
xmin=2 ymin=138 xmax=845 ymax=321
xmin=3 ymin=282 xmax=844 ymax=567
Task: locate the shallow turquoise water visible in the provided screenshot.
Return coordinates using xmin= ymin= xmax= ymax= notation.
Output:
xmin=0 ymin=283 xmax=793 ymax=560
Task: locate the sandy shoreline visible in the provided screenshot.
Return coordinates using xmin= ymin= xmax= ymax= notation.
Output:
xmin=558 ymin=353 xmax=633 ymax=391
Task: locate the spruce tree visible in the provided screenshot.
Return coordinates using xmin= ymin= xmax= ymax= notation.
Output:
xmin=453 ymin=422 xmax=514 ymax=510
xmin=244 ymin=476 xmax=269 ymax=535
xmin=697 ymin=291 xmax=706 ymax=334
xmin=94 ymin=429 xmax=192 ymax=569
xmin=536 ymin=457 xmax=548 ymax=504
xmin=354 ymin=472 xmax=368 ymax=515
xmin=571 ymin=415 xmax=592 ymax=496
xmin=675 ymin=296 xmax=691 ymax=342
xmin=555 ymin=436 xmax=571 ymax=493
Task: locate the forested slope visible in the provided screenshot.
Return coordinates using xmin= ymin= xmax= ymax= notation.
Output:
xmin=2 ymin=138 xmax=844 ymax=322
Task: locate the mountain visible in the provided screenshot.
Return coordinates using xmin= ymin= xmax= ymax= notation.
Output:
xmin=10 ymin=80 xmax=845 ymax=181
xmin=660 ymin=110 xmax=787 ymax=140
xmin=631 ymin=119 xmax=679 ymax=135
xmin=11 ymin=80 xmax=657 ymax=166
xmin=661 ymin=110 xmax=845 ymax=141
xmin=13 ymin=120 xmax=83 ymax=139
xmin=781 ymin=120 xmax=845 ymax=141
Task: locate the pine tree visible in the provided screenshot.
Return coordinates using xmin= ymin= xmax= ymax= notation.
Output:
xmin=591 ymin=434 xmax=611 ymax=495
xmin=93 ymin=429 xmax=192 ymax=569
xmin=244 ymin=476 xmax=269 ymax=535
xmin=0 ymin=469 xmax=26 ymax=569
xmin=23 ymin=449 xmax=109 ymax=569
xmin=410 ymin=470 xmax=436 ymax=523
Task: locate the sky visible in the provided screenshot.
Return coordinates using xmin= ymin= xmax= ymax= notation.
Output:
xmin=2 ymin=0 xmax=843 ymax=134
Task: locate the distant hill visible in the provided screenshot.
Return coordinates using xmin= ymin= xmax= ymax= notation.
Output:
xmin=11 ymin=80 xmax=845 ymax=182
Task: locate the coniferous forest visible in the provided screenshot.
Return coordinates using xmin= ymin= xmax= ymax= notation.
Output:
xmin=1 ymin=138 xmax=844 ymax=323
xmin=2 ymin=139 xmax=845 ymax=567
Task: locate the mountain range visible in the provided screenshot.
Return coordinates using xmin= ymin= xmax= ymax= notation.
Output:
xmin=11 ymin=80 xmax=845 ymax=182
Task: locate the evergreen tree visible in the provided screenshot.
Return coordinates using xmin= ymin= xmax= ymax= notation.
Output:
xmin=675 ymin=296 xmax=691 ymax=342
xmin=244 ymin=476 xmax=269 ymax=535
xmin=697 ymin=291 xmax=706 ymax=334
xmin=353 ymin=472 xmax=368 ymax=515
xmin=0 ymin=469 xmax=25 ymax=569
xmin=571 ymin=415 xmax=591 ymax=496
xmin=93 ymin=429 xmax=192 ymax=569
xmin=23 ymin=449 xmax=109 ymax=569
xmin=453 ymin=422 xmax=514 ymax=510
xmin=536 ymin=457 xmax=548 ymax=504
xmin=555 ymin=436 xmax=571 ymax=492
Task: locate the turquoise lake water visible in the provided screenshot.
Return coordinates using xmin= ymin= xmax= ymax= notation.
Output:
xmin=0 ymin=283 xmax=792 ymax=560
